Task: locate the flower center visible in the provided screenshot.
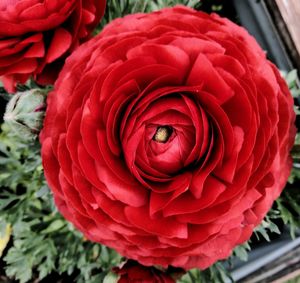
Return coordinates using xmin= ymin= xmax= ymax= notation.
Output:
xmin=153 ymin=126 xmax=173 ymax=143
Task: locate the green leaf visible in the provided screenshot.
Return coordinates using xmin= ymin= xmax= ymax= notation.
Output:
xmin=178 ymin=263 xmax=233 ymax=283
xmin=288 ymin=167 xmax=300 ymax=184
xmin=103 ymin=272 xmax=119 ymax=283
xmin=276 ymin=189 xmax=300 ymax=239
xmin=34 ymin=185 xmax=50 ymax=198
xmin=286 ymin=69 xmax=298 ymax=87
xmin=5 ymin=248 xmax=33 ymax=283
xmin=233 ymin=243 xmax=251 ymax=261
xmin=41 ymin=219 xmax=66 ymax=234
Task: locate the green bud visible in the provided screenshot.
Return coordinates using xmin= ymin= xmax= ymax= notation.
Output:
xmin=4 ymin=89 xmax=47 ymax=140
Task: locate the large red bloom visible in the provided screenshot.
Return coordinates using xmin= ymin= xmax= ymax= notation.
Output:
xmin=40 ymin=6 xmax=296 ymax=269
xmin=0 ymin=0 xmax=106 ymax=92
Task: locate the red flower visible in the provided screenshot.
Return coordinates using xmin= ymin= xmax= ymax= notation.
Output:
xmin=113 ymin=260 xmax=178 ymax=283
xmin=40 ymin=6 xmax=296 ymax=269
xmin=0 ymin=0 xmax=106 ymax=92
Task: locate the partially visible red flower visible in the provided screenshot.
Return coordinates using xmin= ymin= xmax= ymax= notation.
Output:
xmin=113 ymin=260 xmax=178 ymax=283
xmin=0 ymin=0 xmax=106 ymax=92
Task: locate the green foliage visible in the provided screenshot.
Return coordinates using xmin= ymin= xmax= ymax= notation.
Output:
xmin=276 ymin=189 xmax=300 ymax=239
xmin=291 ymin=133 xmax=300 ymax=163
xmin=289 ymin=133 xmax=300 ymax=180
xmin=97 ymin=0 xmax=200 ymax=30
xmin=0 ymin=122 xmax=121 ymax=283
xmin=98 ymin=0 xmax=227 ymax=30
xmin=178 ymin=263 xmax=233 ymax=283
xmin=253 ymin=212 xmax=281 ymax=242
xmin=286 ymin=276 xmax=300 ymax=283
xmin=285 ymin=69 xmax=300 ymax=238
xmin=285 ymin=69 xmax=300 ymax=99
xmin=233 ymin=242 xmax=251 ymax=262
xmin=147 ymin=0 xmax=200 ymax=11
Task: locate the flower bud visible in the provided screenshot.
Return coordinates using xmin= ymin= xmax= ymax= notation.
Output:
xmin=4 ymin=89 xmax=46 ymax=140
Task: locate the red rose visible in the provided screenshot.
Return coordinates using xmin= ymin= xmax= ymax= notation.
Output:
xmin=40 ymin=6 xmax=296 ymax=269
xmin=0 ymin=0 xmax=106 ymax=92
xmin=113 ymin=260 xmax=177 ymax=283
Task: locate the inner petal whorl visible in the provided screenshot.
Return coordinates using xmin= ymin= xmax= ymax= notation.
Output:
xmin=121 ymin=93 xmax=209 ymax=184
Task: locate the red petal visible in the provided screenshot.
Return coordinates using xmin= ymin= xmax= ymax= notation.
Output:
xmin=46 ymin=28 xmax=72 ymax=63
xmin=125 ymin=206 xmax=188 ymax=239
